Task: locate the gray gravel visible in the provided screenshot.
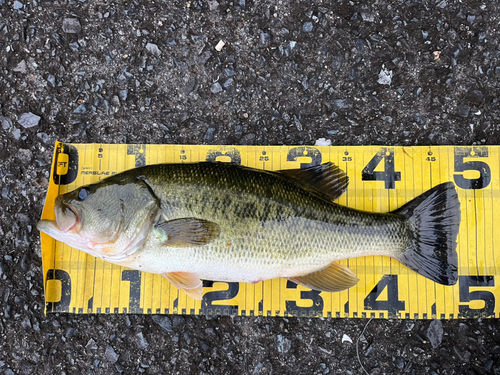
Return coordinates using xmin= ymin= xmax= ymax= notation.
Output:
xmin=1 ymin=0 xmax=500 ymax=374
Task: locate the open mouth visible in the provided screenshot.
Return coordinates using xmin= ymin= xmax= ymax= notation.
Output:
xmin=55 ymin=196 xmax=80 ymax=233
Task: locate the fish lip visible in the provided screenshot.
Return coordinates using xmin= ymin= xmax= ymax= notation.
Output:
xmin=55 ymin=196 xmax=81 ymax=233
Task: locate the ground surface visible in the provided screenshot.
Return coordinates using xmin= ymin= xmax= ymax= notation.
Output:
xmin=1 ymin=0 xmax=500 ymax=374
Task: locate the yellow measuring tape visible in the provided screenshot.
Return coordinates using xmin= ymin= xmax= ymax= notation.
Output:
xmin=39 ymin=142 xmax=499 ymax=319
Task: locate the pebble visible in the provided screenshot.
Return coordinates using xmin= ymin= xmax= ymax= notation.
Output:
xmin=210 ymin=82 xmax=223 ymax=94
xmin=13 ymin=1 xmax=23 ymax=9
xmin=47 ymin=74 xmax=56 ymax=87
xmin=37 ymin=132 xmax=52 ymax=144
xmin=152 ymin=315 xmax=173 ymax=332
xmin=276 ymin=335 xmax=291 ymax=353
xmin=18 ymin=112 xmax=41 ymax=128
xmin=457 ymin=105 xmax=470 ymax=118
xmin=136 ymin=332 xmax=149 ymax=349
xmin=204 ymin=127 xmax=216 ymax=141
xmin=146 ymin=43 xmax=162 ymax=57
xmin=85 ymin=338 xmax=98 ymax=352
xmin=104 ymin=345 xmax=119 ymax=362
xmin=62 ymin=18 xmax=82 ymax=34
xmin=332 ymin=98 xmax=353 ymax=110
xmin=223 ymin=78 xmax=234 ymax=88
xmin=16 ymin=149 xmax=33 ymax=164
xmin=73 ymin=104 xmax=89 ymax=114
xmin=0 ymin=116 xmax=12 ymax=130
xmin=13 ymin=60 xmax=27 ymax=73
xmin=427 ymin=320 xmax=444 ymax=348
xmin=378 ymin=65 xmax=393 ymax=85
xmin=303 ymin=22 xmax=313 ymax=32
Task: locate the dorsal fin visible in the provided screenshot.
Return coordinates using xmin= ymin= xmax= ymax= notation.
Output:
xmin=278 ymin=162 xmax=349 ymax=201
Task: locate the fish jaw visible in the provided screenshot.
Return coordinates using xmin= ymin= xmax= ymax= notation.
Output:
xmin=37 ymin=219 xmax=94 ymax=253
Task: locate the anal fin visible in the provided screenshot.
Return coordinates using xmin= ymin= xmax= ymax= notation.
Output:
xmin=287 ymin=262 xmax=359 ymax=293
xmin=162 ymin=272 xmax=203 ymax=300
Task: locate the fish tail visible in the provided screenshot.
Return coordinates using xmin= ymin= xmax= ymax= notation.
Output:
xmin=392 ymin=182 xmax=460 ymax=285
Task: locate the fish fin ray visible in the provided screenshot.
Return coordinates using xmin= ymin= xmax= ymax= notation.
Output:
xmin=392 ymin=182 xmax=460 ymax=285
xmin=155 ymin=218 xmax=220 ymax=247
xmin=278 ymin=162 xmax=349 ymax=201
xmin=287 ymin=262 xmax=359 ymax=293
xmin=162 ymin=272 xmax=203 ymax=300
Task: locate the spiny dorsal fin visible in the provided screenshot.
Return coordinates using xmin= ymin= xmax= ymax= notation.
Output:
xmin=155 ymin=218 xmax=220 ymax=247
xmin=278 ymin=162 xmax=349 ymax=201
xmin=287 ymin=262 xmax=359 ymax=293
xmin=162 ymin=272 xmax=203 ymax=300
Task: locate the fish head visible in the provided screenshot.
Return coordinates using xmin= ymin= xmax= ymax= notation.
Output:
xmin=37 ymin=176 xmax=159 ymax=261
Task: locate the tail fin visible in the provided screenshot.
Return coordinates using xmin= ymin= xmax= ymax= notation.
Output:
xmin=392 ymin=182 xmax=460 ymax=285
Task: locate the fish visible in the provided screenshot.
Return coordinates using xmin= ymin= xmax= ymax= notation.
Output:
xmin=37 ymin=162 xmax=460 ymax=300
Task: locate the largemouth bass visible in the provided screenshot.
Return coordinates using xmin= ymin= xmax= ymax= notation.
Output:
xmin=37 ymin=162 xmax=460 ymax=299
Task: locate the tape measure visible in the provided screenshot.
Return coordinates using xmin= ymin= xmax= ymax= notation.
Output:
xmin=39 ymin=142 xmax=499 ymax=319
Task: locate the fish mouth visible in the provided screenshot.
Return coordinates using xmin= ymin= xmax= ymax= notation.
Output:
xmin=54 ymin=195 xmax=81 ymax=233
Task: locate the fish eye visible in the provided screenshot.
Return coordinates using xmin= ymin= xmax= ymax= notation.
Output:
xmin=77 ymin=187 xmax=90 ymax=200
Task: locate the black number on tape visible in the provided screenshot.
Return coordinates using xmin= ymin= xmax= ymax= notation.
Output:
xmin=362 ymin=148 xmax=401 ymax=189
xmin=364 ymin=275 xmax=405 ymax=317
xmin=45 ymin=269 xmax=72 ymax=312
xmin=127 ymin=145 xmax=146 ymax=167
xmin=286 ymin=146 xmax=322 ymax=167
xmin=122 ymin=270 xmax=142 ymax=313
xmin=206 ymin=148 xmax=242 ymax=165
xmin=453 ymin=147 xmax=491 ymax=189
xmin=202 ymin=281 xmax=239 ymax=315
xmin=458 ymin=276 xmax=495 ymax=318
xmin=285 ymin=281 xmax=324 ymax=317
xmin=52 ymin=144 xmax=79 ymax=185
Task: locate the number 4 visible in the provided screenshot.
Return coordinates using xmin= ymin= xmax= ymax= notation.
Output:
xmin=362 ymin=148 xmax=401 ymax=189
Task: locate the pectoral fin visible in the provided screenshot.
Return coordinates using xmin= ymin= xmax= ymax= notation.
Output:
xmin=155 ymin=218 xmax=220 ymax=247
xmin=287 ymin=262 xmax=359 ymax=293
xmin=162 ymin=272 xmax=203 ymax=300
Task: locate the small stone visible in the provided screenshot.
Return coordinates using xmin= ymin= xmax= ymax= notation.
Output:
xmin=12 ymin=128 xmax=21 ymax=140
xmin=115 ymin=363 xmax=125 ymax=373
xmin=457 ymin=105 xmax=470 ymax=118
xmin=37 ymin=132 xmax=52 ymax=144
xmin=0 ymin=262 xmax=7 ymax=277
xmin=74 ymin=104 xmax=88 ymax=114
xmin=360 ymin=9 xmax=375 ymax=22
xmin=204 ymin=127 xmax=216 ymax=141
xmin=225 ymin=68 xmax=237 ymax=77
xmin=152 ymin=315 xmax=173 ymax=332
xmin=223 ymin=78 xmax=234 ymax=88
xmin=62 ymin=18 xmax=82 ymax=34
xmin=17 ymin=149 xmax=33 ymax=164
xmin=378 ymin=65 xmax=393 ymax=85
xmin=0 ymin=116 xmax=12 ymax=130
xmin=210 ymin=82 xmax=223 ymax=94
xmin=215 ymin=40 xmax=225 ymax=51
xmin=104 ymin=345 xmax=119 ymax=363
xmin=13 ymin=60 xmax=27 ymax=73
xmin=342 ymin=334 xmax=353 ymax=343
xmin=331 ymin=55 xmax=343 ymax=71
xmin=427 ymin=320 xmax=444 ymax=348
xmin=85 ymin=338 xmax=98 ymax=352
xmin=276 ymin=335 xmax=291 ymax=353
xmin=13 ymin=1 xmax=23 ymax=9
xmin=118 ymin=90 xmax=128 ymax=101
xmin=314 ymin=138 xmax=332 ymax=146
xmin=18 ymin=112 xmax=41 ymax=128
xmin=302 ymin=22 xmax=313 ymax=32
xmin=240 ymin=133 xmax=256 ymax=145
xmin=146 ymin=43 xmax=162 ymax=57
xmin=332 ymin=98 xmax=353 ymax=110
xmin=47 ymin=74 xmax=56 ymax=87
xmin=135 ymin=332 xmax=149 ymax=349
